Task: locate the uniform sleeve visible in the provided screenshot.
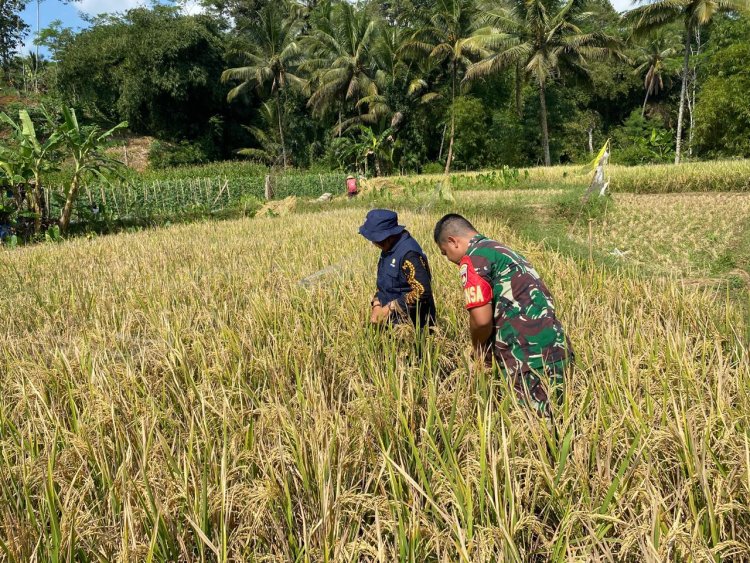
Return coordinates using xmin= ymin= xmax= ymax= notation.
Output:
xmin=394 ymin=251 xmax=433 ymax=313
xmin=459 ymin=255 xmax=492 ymax=310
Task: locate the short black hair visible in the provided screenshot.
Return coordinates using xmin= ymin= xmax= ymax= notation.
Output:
xmin=433 ymin=213 xmax=477 ymax=243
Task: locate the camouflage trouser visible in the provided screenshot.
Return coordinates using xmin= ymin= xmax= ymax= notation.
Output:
xmin=507 ymin=359 xmax=570 ymax=417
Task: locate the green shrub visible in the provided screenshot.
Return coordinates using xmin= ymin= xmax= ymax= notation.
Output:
xmin=610 ymin=111 xmax=674 ymax=165
xmin=274 ymin=173 xmax=346 ymax=198
xmin=149 ymin=140 xmax=210 ymax=169
xmin=237 ymin=195 xmax=263 ymax=217
xmin=553 ymin=190 xmax=612 ymax=223
xmin=422 ymin=162 xmax=444 ymax=174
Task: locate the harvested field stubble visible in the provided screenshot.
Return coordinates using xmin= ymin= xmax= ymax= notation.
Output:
xmin=573 ymin=192 xmax=750 ymax=276
xmin=0 ymin=210 xmax=748 ymax=560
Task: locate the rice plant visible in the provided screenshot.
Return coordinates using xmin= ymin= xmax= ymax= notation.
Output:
xmin=570 ymin=192 xmax=750 ymax=277
xmin=374 ymin=159 xmax=750 ymax=194
xmin=1 ymin=207 xmax=748 ymax=560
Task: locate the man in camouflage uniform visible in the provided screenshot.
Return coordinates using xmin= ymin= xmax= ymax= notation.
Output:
xmin=433 ymin=214 xmax=573 ymax=415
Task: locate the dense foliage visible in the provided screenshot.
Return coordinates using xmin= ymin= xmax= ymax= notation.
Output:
xmin=0 ymin=106 xmax=127 ymax=242
xmin=55 ymin=8 xmax=229 ymax=151
xmin=1 ymin=0 xmax=749 ymax=173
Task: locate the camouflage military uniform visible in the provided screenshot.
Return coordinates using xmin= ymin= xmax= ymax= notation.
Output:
xmin=460 ymin=234 xmax=573 ymax=413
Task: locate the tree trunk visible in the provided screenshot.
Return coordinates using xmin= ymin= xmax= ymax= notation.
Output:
xmin=35 ymin=0 xmax=40 ymax=94
xmin=538 ymin=80 xmax=551 ymax=166
xmin=12 ymin=185 xmax=23 ymax=210
xmin=444 ymin=63 xmax=456 ymax=175
xmin=438 ymin=123 xmax=446 ymax=161
xmin=641 ymin=90 xmax=650 ymax=118
xmin=687 ymin=27 xmax=701 ymax=158
xmin=276 ymin=91 xmax=287 ymax=169
xmin=588 ymin=127 xmax=594 ymax=155
xmin=59 ymin=174 xmax=79 ymax=234
xmin=674 ymin=26 xmax=691 ymax=165
xmin=687 ymin=79 xmax=695 ymax=158
xmin=515 ymin=62 xmax=523 ymax=117
xmin=264 ymin=174 xmax=273 ymax=200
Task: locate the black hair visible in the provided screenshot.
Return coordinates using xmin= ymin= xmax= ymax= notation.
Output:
xmin=433 ymin=213 xmax=477 ymax=243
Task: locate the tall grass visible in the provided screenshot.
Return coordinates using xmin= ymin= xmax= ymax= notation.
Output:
xmin=1 ymin=209 xmax=748 ymax=560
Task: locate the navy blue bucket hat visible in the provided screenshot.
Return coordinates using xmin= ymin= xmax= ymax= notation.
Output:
xmin=358 ymin=209 xmax=406 ymax=242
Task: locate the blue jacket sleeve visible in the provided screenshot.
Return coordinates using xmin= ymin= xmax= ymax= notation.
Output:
xmin=393 ymin=251 xmax=433 ymax=315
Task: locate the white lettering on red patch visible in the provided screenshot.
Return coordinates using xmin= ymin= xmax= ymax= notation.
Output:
xmin=459 ymin=256 xmax=492 ymax=309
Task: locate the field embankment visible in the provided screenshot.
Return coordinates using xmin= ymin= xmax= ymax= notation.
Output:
xmin=374 ymin=159 xmax=750 ymax=193
xmin=27 ymin=159 xmax=749 ymax=237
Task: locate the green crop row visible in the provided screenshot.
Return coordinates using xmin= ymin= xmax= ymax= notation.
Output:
xmin=47 ymin=171 xmax=347 ymax=224
xmin=47 ymin=158 xmax=750 ymax=228
xmin=138 ymin=160 xmax=269 ymax=183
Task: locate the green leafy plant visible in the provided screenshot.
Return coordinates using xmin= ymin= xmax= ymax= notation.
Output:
xmin=0 ymin=108 xmax=62 ymax=233
xmin=56 ymin=107 xmax=128 ymax=233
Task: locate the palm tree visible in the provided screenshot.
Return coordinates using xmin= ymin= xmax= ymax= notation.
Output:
xmin=633 ymin=28 xmax=680 ymax=117
xmin=222 ymin=3 xmax=303 ymax=168
xmin=625 ymin=0 xmax=748 ymax=164
xmin=236 ymin=102 xmax=284 ymax=165
xmin=301 ymin=2 xmax=380 ymax=133
xmin=466 ymin=0 xmax=620 ymax=166
xmin=404 ymin=0 xmax=501 ymax=174
xmin=357 ymin=25 xmax=409 ymax=127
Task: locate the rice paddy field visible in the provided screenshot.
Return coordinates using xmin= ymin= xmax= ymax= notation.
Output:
xmin=1 ymin=168 xmax=750 ymax=561
xmin=570 ymin=193 xmax=750 ymax=278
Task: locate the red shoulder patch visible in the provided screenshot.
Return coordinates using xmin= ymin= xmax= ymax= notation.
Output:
xmin=459 ymin=256 xmax=492 ymax=309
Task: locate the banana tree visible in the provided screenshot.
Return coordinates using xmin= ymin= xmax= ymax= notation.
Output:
xmin=358 ymin=125 xmax=395 ymax=177
xmin=0 ymin=151 xmax=30 ymax=211
xmin=56 ymin=108 xmax=127 ymax=233
xmin=0 ymin=109 xmax=62 ymax=233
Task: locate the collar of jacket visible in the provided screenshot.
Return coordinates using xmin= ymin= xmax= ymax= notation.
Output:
xmin=380 ymin=231 xmax=410 ymax=257
xmin=468 ymin=233 xmax=486 ymax=252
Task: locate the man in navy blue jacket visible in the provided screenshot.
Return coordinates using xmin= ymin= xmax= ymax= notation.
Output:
xmin=359 ymin=209 xmax=436 ymax=329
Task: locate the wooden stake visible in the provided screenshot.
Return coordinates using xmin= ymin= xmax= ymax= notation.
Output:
xmin=264 ymin=175 xmax=273 ymax=201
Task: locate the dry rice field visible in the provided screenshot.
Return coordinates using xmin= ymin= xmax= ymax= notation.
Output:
xmin=1 ymin=206 xmax=749 ymax=561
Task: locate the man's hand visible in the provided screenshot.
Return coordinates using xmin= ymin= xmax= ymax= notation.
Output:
xmin=371 ymin=304 xmax=390 ymax=323
xmin=371 ymin=300 xmax=399 ymax=324
xmin=370 ymin=296 xmax=383 ymax=323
